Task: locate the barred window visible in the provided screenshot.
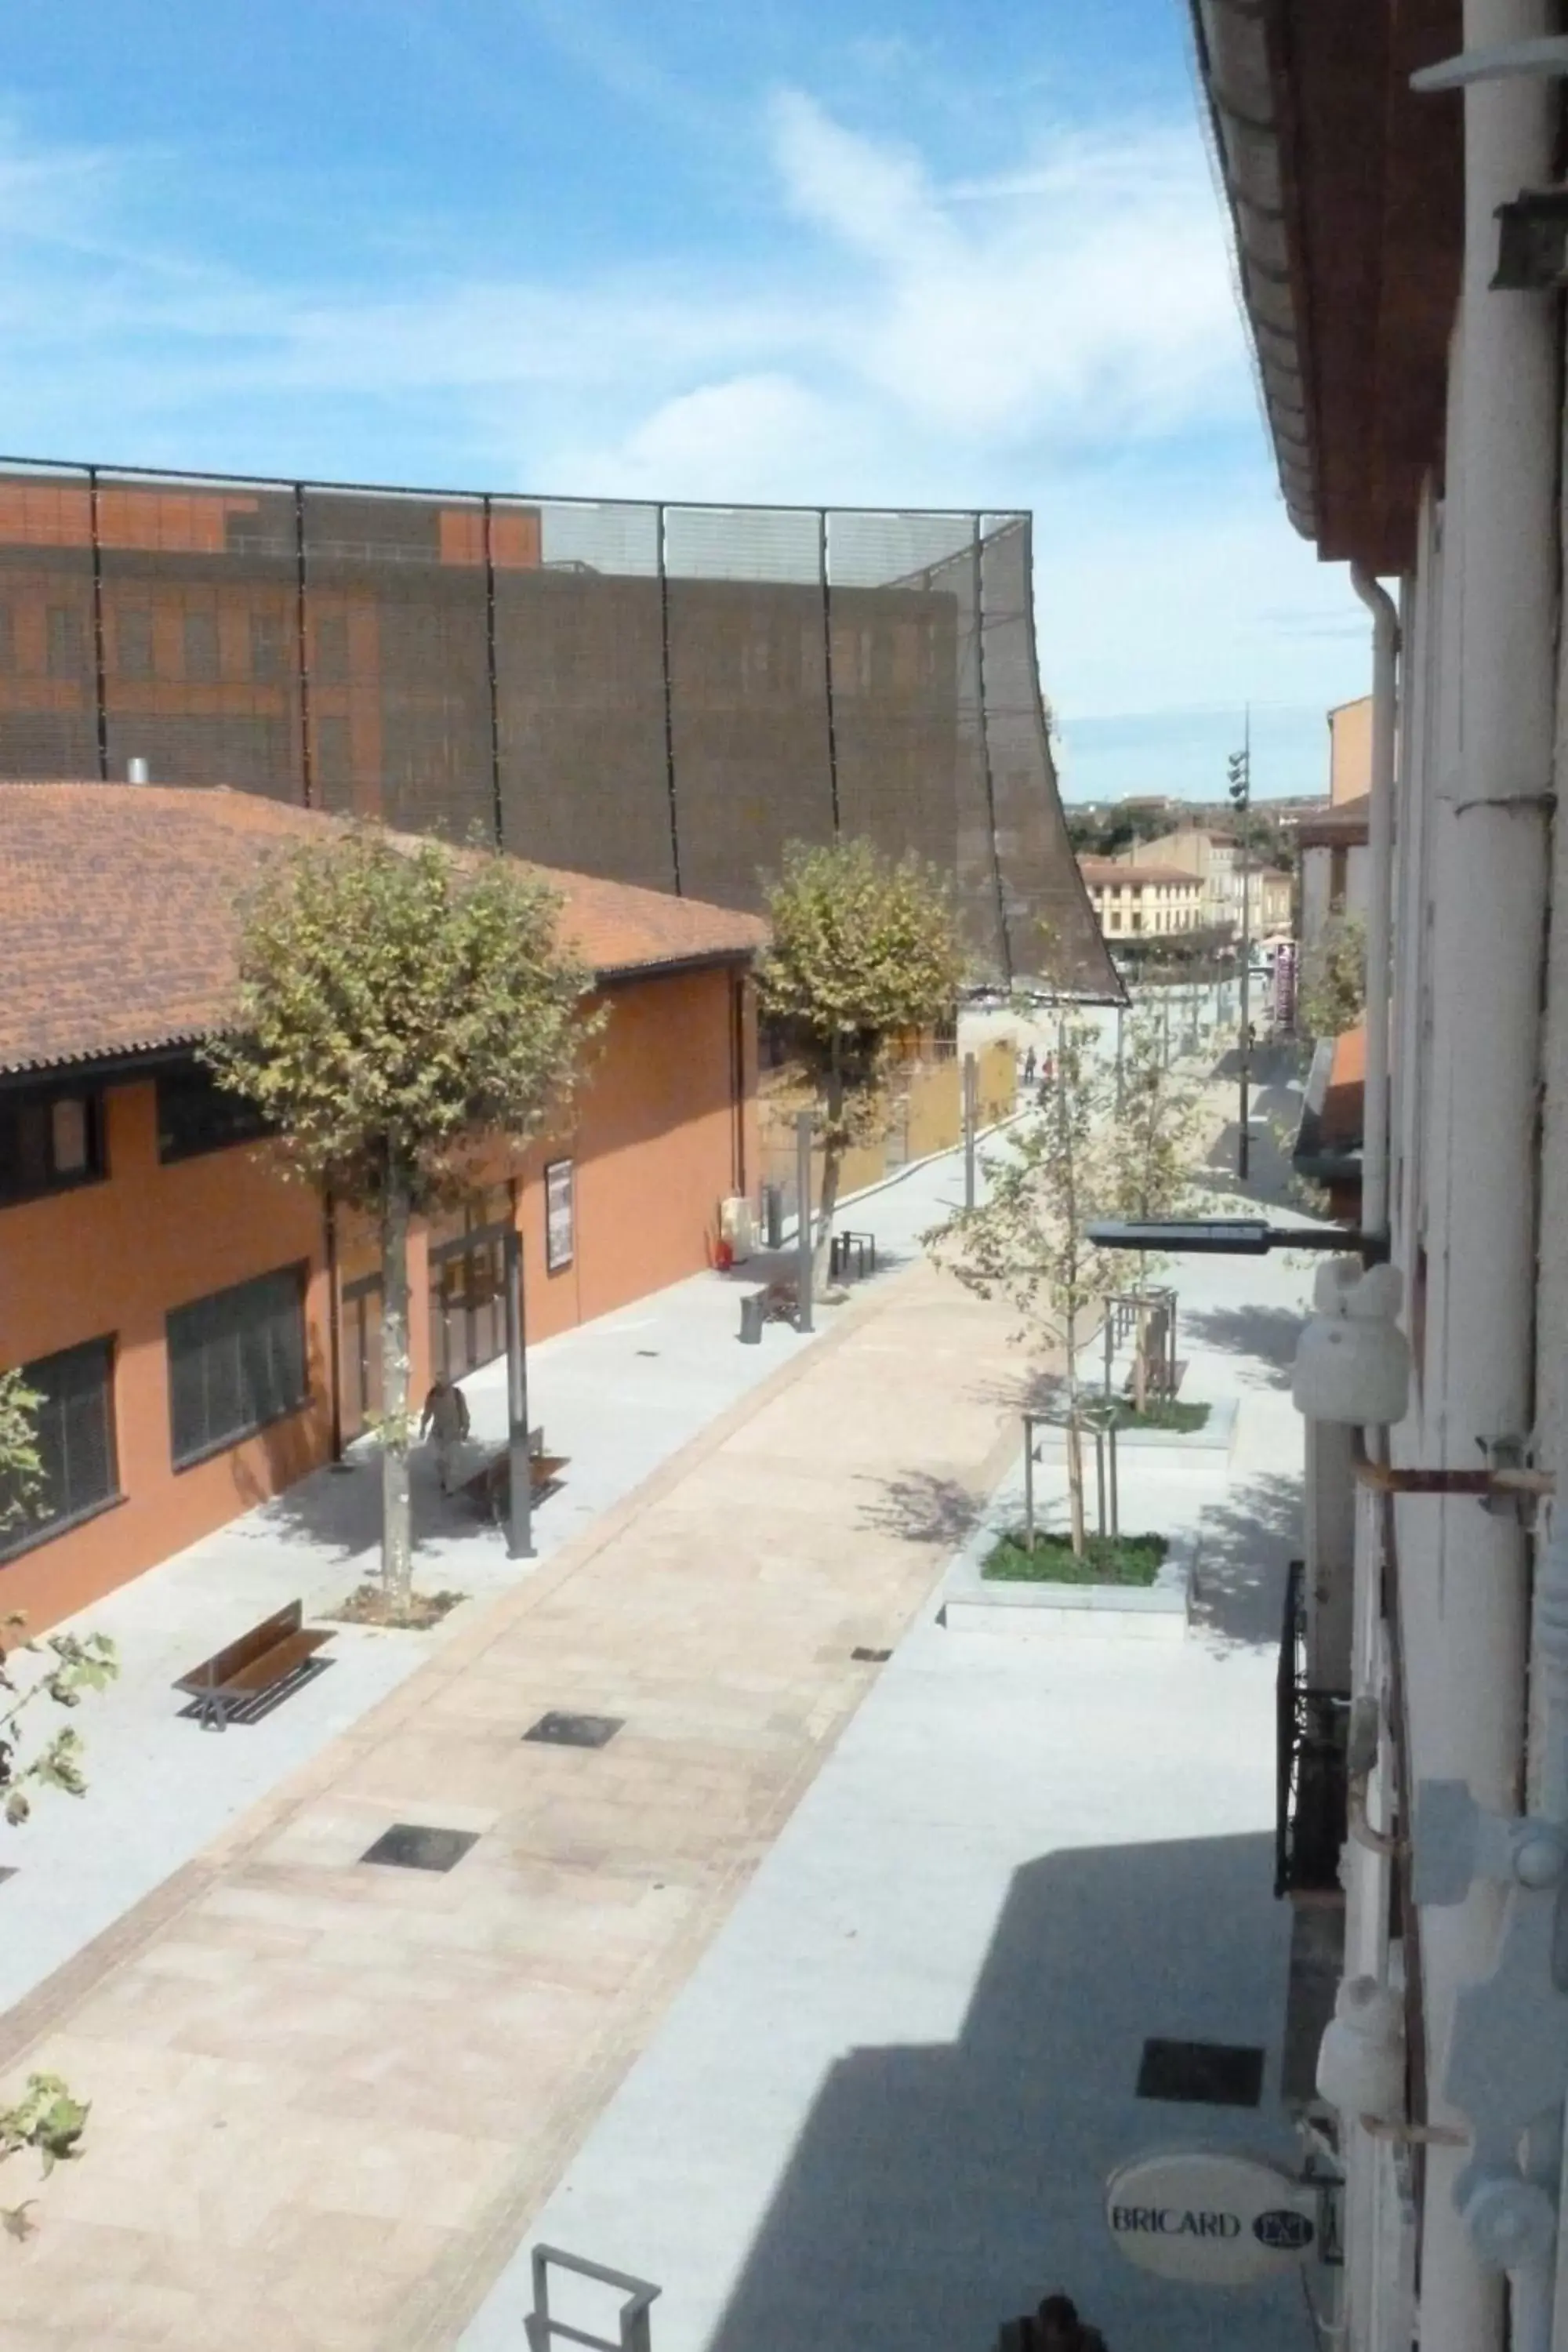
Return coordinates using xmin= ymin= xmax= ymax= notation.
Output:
xmin=167 ymin=1265 xmax=308 ymax=1469
xmin=183 ymin=610 xmax=220 ymax=681
xmin=45 ymin=605 xmax=85 ymax=681
xmin=0 ymin=1337 xmax=118 ymax=1562
xmin=117 ymin=607 xmax=154 ymax=679
xmin=249 ymin=611 xmax=287 ymax=681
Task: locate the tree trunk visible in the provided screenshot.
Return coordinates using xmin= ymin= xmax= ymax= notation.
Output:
xmin=1064 ymin=1305 xmax=1086 ymax=1557
xmin=811 ymin=1046 xmax=845 ymax=1299
xmin=379 ymin=1178 xmax=414 ymax=1613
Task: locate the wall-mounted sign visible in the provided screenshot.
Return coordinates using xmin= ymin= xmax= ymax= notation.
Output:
xmin=544 ymin=1159 xmax=575 ymax=1275
xmin=1105 ymin=2149 xmax=1318 ymax=2286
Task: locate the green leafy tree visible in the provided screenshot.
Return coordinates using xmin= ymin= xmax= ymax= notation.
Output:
xmin=925 ymin=1019 xmax=1123 ymax=1555
xmin=0 ymin=1377 xmax=116 ymax=2239
xmin=207 ymin=825 xmax=601 ymax=1617
xmin=1298 ymin=913 xmax=1367 ymax=1041
xmin=1107 ymin=1011 xmax=1203 ymax=1408
xmin=757 ymin=840 xmax=967 ymax=1298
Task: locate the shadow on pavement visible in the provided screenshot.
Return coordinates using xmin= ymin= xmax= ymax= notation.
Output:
xmin=1182 ymin=1304 xmax=1303 ymax=1388
xmin=1193 ymin=1472 xmax=1302 ymax=1653
xmin=706 ymin=1832 xmax=1298 ymax=2352
xmin=856 ymin=1469 xmax=981 ymax=1552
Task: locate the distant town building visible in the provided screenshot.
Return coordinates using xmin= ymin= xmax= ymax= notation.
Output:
xmin=1077 ymin=856 xmax=1203 ymax=940
xmin=1110 ymin=825 xmax=1292 ymax=938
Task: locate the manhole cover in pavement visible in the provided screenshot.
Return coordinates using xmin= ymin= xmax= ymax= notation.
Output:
xmin=1136 ymin=2038 xmax=1265 ymax=2107
xmin=360 ymin=1824 xmax=478 ymax=1872
xmin=524 ymin=1711 xmax=624 ymax=1749
xmin=851 ymin=1646 xmax=892 ymax=1663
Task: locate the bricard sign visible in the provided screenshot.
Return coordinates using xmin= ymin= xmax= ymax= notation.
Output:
xmin=1104 ymin=2150 xmax=1319 ymax=2287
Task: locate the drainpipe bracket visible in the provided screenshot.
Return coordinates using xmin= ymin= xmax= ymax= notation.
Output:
xmin=1480 ymin=1434 xmax=1534 ymax=1518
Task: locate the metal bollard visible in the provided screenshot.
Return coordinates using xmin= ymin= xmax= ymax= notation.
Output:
xmin=739 ymin=1290 xmax=765 ymax=1345
xmin=762 ymin=1184 xmax=783 ymax=1250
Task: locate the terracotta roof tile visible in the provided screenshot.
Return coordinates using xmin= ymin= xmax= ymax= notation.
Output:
xmin=0 ymin=782 xmax=767 ymax=1078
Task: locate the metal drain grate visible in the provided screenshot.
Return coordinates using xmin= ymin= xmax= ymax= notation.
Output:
xmin=524 ymin=1711 xmax=624 ymax=1749
xmin=1137 ymin=2038 xmax=1265 ymax=2107
xmin=361 ymin=1824 xmax=478 ymax=1872
xmin=851 ymin=1646 xmax=892 ymax=1663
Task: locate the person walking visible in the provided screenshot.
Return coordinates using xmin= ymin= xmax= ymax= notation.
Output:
xmin=419 ymin=1372 xmax=470 ymax=1496
xmin=1023 ymin=1045 xmax=1037 ymax=1087
xmin=997 ymin=2292 xmax=1109 ymax=2351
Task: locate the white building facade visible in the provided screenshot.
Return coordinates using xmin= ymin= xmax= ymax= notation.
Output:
xmin=1194 ymin=2 xmax=1568 ymax=2348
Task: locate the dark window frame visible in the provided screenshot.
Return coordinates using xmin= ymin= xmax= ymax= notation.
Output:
xmin=166 ymin=1263 xmax=310 ymax=1472
xmin=45 ymin=604 xmax=87 ymax=681
xmin=183 ymin=608 xmax=221 ymax=682
xmin=0 ymin=1086 xmax=107 ymax=1210
xmin=156 ymin=1064 xmax=274 ymax=1165
xmin=116 ymin=606 xmax=155 ymax=680
xmin=0 ymin=1334 xmax=122 ymax=1564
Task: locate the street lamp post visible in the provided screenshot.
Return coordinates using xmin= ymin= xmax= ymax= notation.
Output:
xmin=1228 ymin=717 xmax=1252 ymax=1181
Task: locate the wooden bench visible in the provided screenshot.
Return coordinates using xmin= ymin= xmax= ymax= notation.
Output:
xmin=173 ymin=1600 xmax=332 ymax=1732
xmin=461 ymin=1431 xmax=568 ymax=1525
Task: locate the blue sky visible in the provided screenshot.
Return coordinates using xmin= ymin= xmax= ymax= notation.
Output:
xmin=0 ymin=0 xmax=1367 ymax=799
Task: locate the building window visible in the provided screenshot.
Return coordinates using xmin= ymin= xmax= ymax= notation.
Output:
xmin=45 ymin=605 xmax=85 ymax=681
xmin=545 ymin=1160 xmax=575 ymax=1274
xmin=117 ymin=608 xmax=154 ymax=680
xmin=427 ymin=1192 xmax=510 ymax=1384
xmin=183 ymin=610 xmax=220 ymax=681
xmin=249 ymin=612 xmax=288 ymax=682
xmin=1329 ymin=847 xmax=1348 ymax=911
xmin=0 ymin=1336 xmax=119 ymax=1563
xmin=314 ymin=714 xmax=352 ymax=789
xmin=314 ymin=613 xmax=350 ymax=684
xmin=156 ymin=1064 xmax=274 ymax=1163
xmin=167 ymin=1265 xmax=309 ymax=1470
xmin=341 ymin=1272 xmax=383 ymax=1443
xmin=1131 ymin=913 xmax=1143 ymax=935
xmin=0 ymin=1087 xmax=105 ymax=1208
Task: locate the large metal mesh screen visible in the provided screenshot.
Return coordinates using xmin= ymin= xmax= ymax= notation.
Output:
xmin=0 ymin=460 xmax=1116 ymax=993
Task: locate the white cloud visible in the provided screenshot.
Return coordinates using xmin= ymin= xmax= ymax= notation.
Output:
xmin=0 ymin=94 xmax=1362 ymax=727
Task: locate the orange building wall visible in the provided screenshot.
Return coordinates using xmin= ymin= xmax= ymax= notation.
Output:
xmin=0 ymin=963 xmax=754 ymax=1630
xmin=1328 ymin=696 xmax=1374 ymax=805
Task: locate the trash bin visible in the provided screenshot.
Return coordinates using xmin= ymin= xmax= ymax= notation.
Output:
xmin=739 ymin=1290 xmax=766 ymax=1345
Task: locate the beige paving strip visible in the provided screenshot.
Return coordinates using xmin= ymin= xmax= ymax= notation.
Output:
xmin=0 ymin=1259 xmax=1033 ymax=2352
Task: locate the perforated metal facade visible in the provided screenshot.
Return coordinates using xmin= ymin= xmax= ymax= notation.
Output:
xmin=0 ymin=459 xmax=1114 ymax=990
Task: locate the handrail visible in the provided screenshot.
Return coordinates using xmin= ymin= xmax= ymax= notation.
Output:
xmin=526 ymin=2246 xmax=661 ymax=2352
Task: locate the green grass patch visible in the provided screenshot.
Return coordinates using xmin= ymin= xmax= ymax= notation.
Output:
xmin=1112 ymin=1398 xmax=1210 ymax=1435
xmin=983 ymin=1530 xmax=1169 ymax=1586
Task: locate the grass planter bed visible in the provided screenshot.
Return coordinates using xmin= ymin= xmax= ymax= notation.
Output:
xmin=1029 ymin=1396 xmax=1237 ymax=1460
xmin=944 ymin=1523 xmax=1200 ymax=1642
xmin=984 ymin=1530 xmax=1167 ymax=1586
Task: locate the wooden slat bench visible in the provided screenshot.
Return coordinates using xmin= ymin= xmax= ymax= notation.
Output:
xmin=460 ymin=1430 xmax=568 ymax=1526
xmin=173 ymin=1600 xmax=332 ymax=1732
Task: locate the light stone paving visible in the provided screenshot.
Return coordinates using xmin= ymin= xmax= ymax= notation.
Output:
xmin=459 ymin=1209 xmax=1319 ymax=2352
xmin=0 ymin=1250 xmax=1044 ymax=2352
xmin=0 ymin=1129 xmax=1000 ymax=2017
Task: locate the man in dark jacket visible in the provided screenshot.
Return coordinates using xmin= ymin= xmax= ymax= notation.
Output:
xmin=998 ymin=2291 xmax=1109 ymax=2351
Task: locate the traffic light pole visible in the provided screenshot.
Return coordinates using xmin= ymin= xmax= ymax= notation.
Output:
xmin=1229 ymin=713 xmax=1252 ymax=1183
